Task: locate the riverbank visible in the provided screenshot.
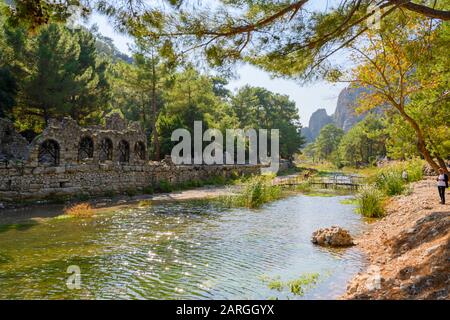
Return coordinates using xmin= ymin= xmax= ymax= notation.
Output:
xmin=343 ymin=177 xmax=449 ymax=300
xmin=0 ymin=185 xmax=240 ymax=223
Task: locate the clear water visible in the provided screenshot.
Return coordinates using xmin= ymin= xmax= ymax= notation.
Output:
xmin=0 ymin=194 xmax=367 ymax=299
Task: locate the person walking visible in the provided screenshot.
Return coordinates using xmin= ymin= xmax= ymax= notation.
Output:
xmin=402 ymin=170 xmax=408 ymax=182
xmin=437 ymin=168 xmax=448 ymax=204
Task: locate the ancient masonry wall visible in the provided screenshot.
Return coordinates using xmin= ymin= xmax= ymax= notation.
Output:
xmin=0 ymin=115 xmax=260 ymax=202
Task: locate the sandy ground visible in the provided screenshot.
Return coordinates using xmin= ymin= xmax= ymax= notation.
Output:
xmin=343 ymin=178 xmax=449 ymax=300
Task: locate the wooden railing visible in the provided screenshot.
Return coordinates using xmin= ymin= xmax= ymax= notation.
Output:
xmin=274 ymin=173 xmax=363 ymax=190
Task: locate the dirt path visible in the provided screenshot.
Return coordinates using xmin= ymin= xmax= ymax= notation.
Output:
xmin=343 ymin=178 xmax=449 ymax=300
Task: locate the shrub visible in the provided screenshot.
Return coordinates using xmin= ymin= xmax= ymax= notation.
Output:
xmin=405 ymin=158 xmax=424 ymax=182
xmin=142 ymin=185 xmax=154 ymax=194
xmin=225 ymin=175 xmax=282 ymax=208
xmin=294 ymin=181 xmax=312 ymax=193
xmin=230 ymin=170 xmax=241 ymax=180
xmin=376 ymin=171 xmax=405 ymax=196
xmin=356 ymin=185 xmax=385 ymax=218
xmin=138 ymin=200 xmax=152 ymax=207
xmin=64 ymin=203 xmax=94 ymax=218
xmin=74 ymin=193 xmax=90 ymax=202
xmin=103 ymin=190 xmax=116 ymax=198
xmin=157 ymin=180 xmax=173 ymax=193
xmin=125 ymin=188 xmax=138 ymax=197
xmin=374 ymin=159 xmax=424 ymax=188
xmin=179 ymin=179 xmax=205 ymax=189
xmin=48 ymin=194 xmax=71 ymax=204
xmin=204 ymin=175 xmax=227 ymax=186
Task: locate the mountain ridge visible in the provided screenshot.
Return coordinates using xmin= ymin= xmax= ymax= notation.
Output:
xmin=302 ymin=86 xmax=368 ymax=142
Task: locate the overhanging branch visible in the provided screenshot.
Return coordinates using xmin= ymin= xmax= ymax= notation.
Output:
xmin=387 ymin=0 xmax=450 ymax=20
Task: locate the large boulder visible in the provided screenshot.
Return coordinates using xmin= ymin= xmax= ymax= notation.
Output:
xmin=312 ymin=226 xmax=354 ymax=247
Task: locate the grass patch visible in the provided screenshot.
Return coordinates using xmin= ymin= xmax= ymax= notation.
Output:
xmin=138 ymin=200 xmax=152 ymax=207
xmin=63 ymin=203 xmax=94 ymax=218
xmin=356 ymin=185 xmax=385 ymax=218
xmin=222 ymin=175 xmax=282 ymax=208
xmin=293 ymin=181 xmax=312 ymax=193
xmin=142 ymin=185 xmax=154 ymax=195
xmin=370 ymin=158 xmax=425 ymax=195
xmin=156 ymin=180 xmax=173 ymax=193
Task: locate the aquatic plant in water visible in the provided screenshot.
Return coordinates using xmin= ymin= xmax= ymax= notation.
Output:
xmin=261 ymin=273 xmax=320 ymax=297
xmin=64 ymin=203 xmax=94 ymax=218
xmin=223 ymin=175 xmax=282 ymax=208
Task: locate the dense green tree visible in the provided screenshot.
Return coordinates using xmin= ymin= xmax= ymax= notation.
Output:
xmin=20 ymin=24 xmax=80 ymax=126
xmin=0 ymin=20 xmax=17 ymax=118
xmin=0 ymin=68 xmax=16 ymax=118
xmin=0 ymin=22 xmax=110 ymax=129
xmin=314 ymin=124 xmax=344 ymax=161
xmin=0 ymin=11 xmax=27 ymax=122
xmin=67 ymin=27 xmax=110 ymax=124
xmin=338 ymin=114 xmax=386 ymax=167
xmin=157 ymin=66 xmax=237 ymax=157
xmin=231 ymin=86 xmax=305 ymax=159
xmin=384 ymin=113 xmax=420 ymax=160
xmin=338 ymin=12 xmax=449 ymax=172
xmin=90 ymin=24 xmax=132 ymax=63
xmin=300 ymin=143 xmax=317 ymax=163
xmin=111 ymin=40 xmax=175 ymax=160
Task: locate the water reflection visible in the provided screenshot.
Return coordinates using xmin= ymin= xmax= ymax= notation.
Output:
xmin=0 ymin=194 xmax=367 ymax=299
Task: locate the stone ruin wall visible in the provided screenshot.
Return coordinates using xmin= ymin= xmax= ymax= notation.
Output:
xmin=0 ymin=114 xmax=260 ymax=202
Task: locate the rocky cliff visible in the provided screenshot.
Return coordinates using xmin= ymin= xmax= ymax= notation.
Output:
xmin=302 ymin=109 xmax=333 ymax=142
xmin=302 ymin=86 xmax=369 ymax=142
xmin=334 ymin=86 xmax=368 ymax=132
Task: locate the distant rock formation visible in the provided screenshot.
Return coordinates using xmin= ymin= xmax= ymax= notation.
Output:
xmin=334 ymin=86 xmax=368 ymax=132
xmin=302 ymin=109 xmax=333 ymax=142
xmin=302 ymin=86 xmax=370 ymax=142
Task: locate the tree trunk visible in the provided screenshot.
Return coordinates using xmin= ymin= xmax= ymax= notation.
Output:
xmin=151 ymin=60 xmax=160 ymax=161
xmin=43 ymin=106 xmax=49 ymax=127
xmin=397 ymin=107 xmax=440 ymax=173
xmin=427 ymin=136 xmax=449 ymax=173
xmin=436 ymin=156 xmax=449 ymax=173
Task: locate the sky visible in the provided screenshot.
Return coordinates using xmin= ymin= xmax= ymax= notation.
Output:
xmin=86 ymin=5 xmax=348 ymax=127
